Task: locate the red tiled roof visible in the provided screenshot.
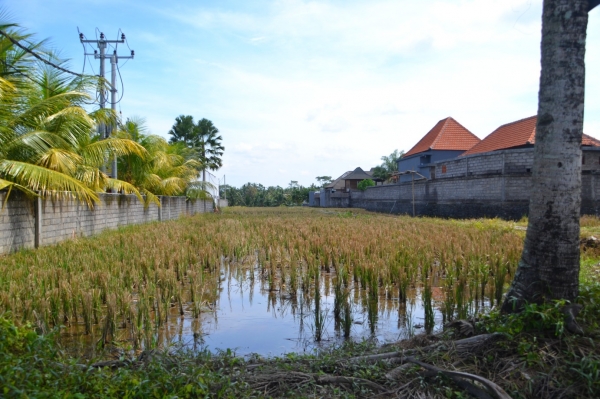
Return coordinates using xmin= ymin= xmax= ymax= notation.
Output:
xmin=582 ymin=133 xmax=600 ymax=147
xmin=462 ymin=116 xmax=536 ymax=156
xmin=462 ymin=115 xmax=600 ymax=156
xmin=404 ymin=117 xmax=481 ymax=158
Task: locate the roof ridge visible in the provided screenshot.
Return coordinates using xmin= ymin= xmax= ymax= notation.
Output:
xmin=430 ymin=117 xmax=452 ymax=149
xmin=499 ymin=115 xmax=537 ymax=129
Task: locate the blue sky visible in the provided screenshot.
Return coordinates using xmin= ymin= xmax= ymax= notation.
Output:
xmin=5 ymin=0 xmax=600 ymax=188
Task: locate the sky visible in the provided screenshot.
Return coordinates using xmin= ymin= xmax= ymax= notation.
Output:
xmin=4 ymin=0 xmax=600 ymax=188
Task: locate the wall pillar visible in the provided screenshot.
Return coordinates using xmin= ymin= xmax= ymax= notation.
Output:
xmin=34 ymin=194 xmax=42 ymax=248
xmin=158 ymin=196 xmax=163 ymax=221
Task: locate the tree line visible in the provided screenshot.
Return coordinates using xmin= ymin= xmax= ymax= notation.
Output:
xmin=222 ymin=181 xmax=318 ymax=207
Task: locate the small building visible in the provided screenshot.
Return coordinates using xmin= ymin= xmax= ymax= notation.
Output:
xmin=343 ymin=167 xmax=375 ymax=190
xmin=323 ymin=171 xmax=351 ymax=191
xmin=397 ymin=117 xmax=481 ymax=182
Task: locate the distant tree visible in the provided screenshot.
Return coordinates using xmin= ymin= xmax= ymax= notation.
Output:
xmin=357 ymin=179 xmax=375 ymax=191
xmin=315 ymin=176 xmax=333 ymax=187
xmin=372 ymin=150 xmax=403 ymax=182
xmin=168 ymin=116 xmax=224 ymax=184
xmin=224 ymin=181 xmax=317 ymax=207
xmin=194 ymin=118 xmax=224 ymax=183
xmin=168 ymin=115 xmax=196 ymax=145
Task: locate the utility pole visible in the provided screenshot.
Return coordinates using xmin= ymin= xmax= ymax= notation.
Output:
xmin=80 ymin=31 xmax=134 ymax=179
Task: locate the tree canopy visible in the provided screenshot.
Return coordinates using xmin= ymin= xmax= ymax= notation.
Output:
xmin=168 ymin=115 xmax=224 ymax=181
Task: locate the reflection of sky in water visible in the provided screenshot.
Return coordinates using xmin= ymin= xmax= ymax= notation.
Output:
xmin=159 ymin=266 xmax=449 ymax=357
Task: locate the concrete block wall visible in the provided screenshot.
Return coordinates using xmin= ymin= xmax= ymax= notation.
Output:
xmin=349 ymin=169 xmax=600 ymax=220
xmin=0 ymin=192 xmax=212 ymax=254
xmin=582 ymin=149 xmax=600 ymax=172
xmin=0 ymin=191 xmax=36 ymax=253
xmin=435 ymin=148 xmax=600 ymax=179
xmin=503 ymin=149 xmax=533 ymax=174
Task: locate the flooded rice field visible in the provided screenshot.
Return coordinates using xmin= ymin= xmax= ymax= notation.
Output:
xmin=142 ymin=265 xmax=448 ymax=356
xmin=0 ymin=208 xmax=523 ymax=357
xmin=59 ymin=261 xmax=453 ymax=357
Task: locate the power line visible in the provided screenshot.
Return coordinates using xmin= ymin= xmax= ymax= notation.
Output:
xmin=0 ymin=28 xmax=83 ymax=77
xmin=79 ymin=28 xmax=135 ymax=179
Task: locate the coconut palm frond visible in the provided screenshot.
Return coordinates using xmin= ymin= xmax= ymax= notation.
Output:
xmin=157 ymin=176 xmax=188 ymax=196
xmin=80 ymin=138 xmax=147 ymax=168
xmin=74 ymin=165 xmax=107 ymax=191
xmin=138 ymin=188 xmax=160 ymax=207
xmin=182 ymin=158 xmax=203 ymax=169
xmin=0 ymin=177 xmax=38 ymax=209
xmin=186 ymin=187 xmax=213 ymax=200
xmin=36 ymin=148 xmax=81 ymax=174
xmin=0 ymin=159 xmax=98 ymax=207
xmin=104 ymin=178 xmax=143 ymax=203
xmin=43 ymin=105 xmax=96 ymax=143
xmin=3 ymin=130 xmax=73 ymax=160
xmin=187 ymin=180 xmax=216 ymax=192
xmin=15 ymin=91 xmax=92 ymax=128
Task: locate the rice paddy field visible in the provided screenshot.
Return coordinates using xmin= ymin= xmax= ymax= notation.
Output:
xmin=1 ymin=207 xmax=599 ymax=357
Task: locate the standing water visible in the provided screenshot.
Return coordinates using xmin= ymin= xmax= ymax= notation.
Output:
xmin=153 ymin=263 xmax=445 ymax=357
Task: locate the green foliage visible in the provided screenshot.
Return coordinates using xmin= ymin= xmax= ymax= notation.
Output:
xmin=0 ymin=316 xmax=242 ymax=398
xmin=372 ymin=149 xmax=404 ymax=182
xmin=315 ymin=175 xmax=333 ymax=187
xmin=480 ymin=300 xmax=569 ymax=337
xmin=357 ymin=178 xmax=375 ymax=191
xmin=168 ymin=115 xmax=224 ymax=175
xmin=224 ymin=182 xmax=318 ymax=206
xmin=117 ymin=117 xmax=210 ymax=203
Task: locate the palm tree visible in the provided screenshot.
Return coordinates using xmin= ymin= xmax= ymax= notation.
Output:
xmin=167 ymin=115 xmax=195 ymax=145
xmin=118 ymin=117 xmax=209 ymax=205
xmin=193 ymin=118 xmax=224 ymax=183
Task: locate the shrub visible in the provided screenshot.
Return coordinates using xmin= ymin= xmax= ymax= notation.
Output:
xmin=357 ymin=179 xmax=375 ymax=191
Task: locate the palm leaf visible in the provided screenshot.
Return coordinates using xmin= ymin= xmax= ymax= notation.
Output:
xmin=80 ymin=138 xmax=147 ymax=167
xmin=0 ymin=159 xmax=98 ymax=207
xmin=36 ymin=148 xmax=81 ymax=174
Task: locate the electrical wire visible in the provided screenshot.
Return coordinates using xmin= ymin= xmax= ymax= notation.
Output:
xmin=109 ymin=60 xmax=125 ymax=106
xmin=77 ymin=27 xmax=102 ymax=105
xmin=76 ymin=27 xmax=133 ymax=107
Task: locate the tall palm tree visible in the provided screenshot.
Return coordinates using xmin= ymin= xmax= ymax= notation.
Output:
xmin=193 ymin=118 xmax=224 ymax=183
xmin=167 ymin=115 xmax=195 ymax=145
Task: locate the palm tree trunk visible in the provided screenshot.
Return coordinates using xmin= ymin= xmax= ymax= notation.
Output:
xmin=501 ymin=0 xmax=589 ymax=312
xmin=202 ymin=168 xmax=206 ymax=212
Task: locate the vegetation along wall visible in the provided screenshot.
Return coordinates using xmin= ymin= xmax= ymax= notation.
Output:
xmin=0 ymin=192 xmax=213 ymax=254
xmin=323 ymin=148 xmax=600 ymax=219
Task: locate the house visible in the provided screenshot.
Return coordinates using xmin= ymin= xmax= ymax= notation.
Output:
xmin=397 ymin=117 xmax=481 ymax=182
xmin=325 ymin=167 xmax=378 ymax=192
xmin=462 ymin=115 xmax=600 ymax=156
xmin=342 ymin=167 xmax=376 ymax=190
xmin=324 ymin=171 xmax=352 ymax=191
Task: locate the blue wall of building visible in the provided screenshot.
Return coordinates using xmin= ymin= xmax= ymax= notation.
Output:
xmin=397 ymin=150 xmax=464 ymax=182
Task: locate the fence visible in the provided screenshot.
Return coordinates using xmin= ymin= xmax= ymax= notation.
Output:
xmin=0 ymin=192 xmax=213 ymax=254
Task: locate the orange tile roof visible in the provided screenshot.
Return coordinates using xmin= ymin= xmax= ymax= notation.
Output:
xmin=462 ymin=115 xmax=600 ymax=156
xmin=404 ymin=117 xmax=481 ymax=158
xmin=582 ymin=133 xmax=600 ymax=147
xmin=462 ymin=116 xmax=536 ymax=156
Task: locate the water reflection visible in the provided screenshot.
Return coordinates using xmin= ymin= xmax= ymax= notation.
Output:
xmin=153 ymin=264 xmax=445 ymax=357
